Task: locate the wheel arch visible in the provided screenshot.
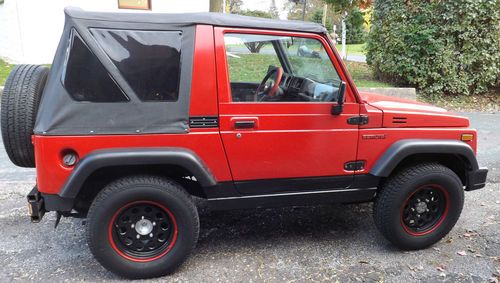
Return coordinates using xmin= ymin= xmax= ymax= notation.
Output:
xmin=56 ymin=148 xmax=216 ymax=211
xmin=370 ymin=139 xmax=478 ymax=187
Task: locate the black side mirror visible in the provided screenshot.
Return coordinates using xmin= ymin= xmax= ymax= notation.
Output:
xmin=331 ymin=81 xmax=346 ymax=115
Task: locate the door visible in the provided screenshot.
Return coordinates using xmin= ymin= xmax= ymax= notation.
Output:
xmin=214 ymin=28 xmax=360 ymax=195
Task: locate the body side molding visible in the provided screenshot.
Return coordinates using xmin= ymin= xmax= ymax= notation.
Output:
xmin=59 ymin=147 xmax=216 ymax=199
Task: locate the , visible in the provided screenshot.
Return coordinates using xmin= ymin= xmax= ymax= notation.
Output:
xmin=0 ymin=7 xmax=488 ymax=279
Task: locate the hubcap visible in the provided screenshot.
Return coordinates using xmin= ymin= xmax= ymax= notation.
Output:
xmin=402 ymin=186 xmax=447 ymax=234
xmin=415 ymin=201 xmax=428 ymax=214
xmin=110 ymin=202 xmax=175 ymax=259
xmin=135 ymin=218 xmax=154 ymax=235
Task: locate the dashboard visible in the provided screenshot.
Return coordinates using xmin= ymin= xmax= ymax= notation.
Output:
xmin=277 ymin=73 xmax=340 ymax=102
xmin=230 ymin=72 xmax=340 ymax=103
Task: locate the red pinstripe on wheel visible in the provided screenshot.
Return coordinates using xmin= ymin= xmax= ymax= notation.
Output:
xmin=108 ymin=200 xmax=178 ymax=262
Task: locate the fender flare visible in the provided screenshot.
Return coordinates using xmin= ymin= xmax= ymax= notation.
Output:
xmin=370 ymin=139 xmax=479 ymax=177
xmin=58 ymin=147 xmax=217 ymax=199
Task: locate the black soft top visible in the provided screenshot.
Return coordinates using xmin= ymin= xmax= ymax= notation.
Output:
xmin=35 ymin=8 xmax=327 ymax=136
xmin=65 ymin=7 xmax=327 ymax=34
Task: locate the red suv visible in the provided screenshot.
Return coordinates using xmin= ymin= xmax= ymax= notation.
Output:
xmin=1 ymin=8 xmax=488 ymax=279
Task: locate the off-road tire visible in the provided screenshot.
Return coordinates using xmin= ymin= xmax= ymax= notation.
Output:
xmin=86 ymin=175 xmax=200 ymax=279
xmin=373 ymin=163 xmax=464 ymax=250
xmin=1 ymin=64 xmax=49 ymax=167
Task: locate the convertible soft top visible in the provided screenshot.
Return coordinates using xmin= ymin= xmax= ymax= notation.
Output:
xmin=65 ymin=7 xmax=327 ymax=34
xmin=34 ymin=8 xmax=327 ymax=136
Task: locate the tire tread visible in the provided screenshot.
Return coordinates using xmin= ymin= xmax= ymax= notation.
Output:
xmin=1 ymin=64 xmax=49 ymax=167
xmin=86 ymin=175 xmax=199 ymax=279
xmin=373 ymin=162 xmax=464 ymax=249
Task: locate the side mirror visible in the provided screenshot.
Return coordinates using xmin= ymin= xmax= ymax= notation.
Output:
xmin=331 ymin=81 xmax=346 ymax=115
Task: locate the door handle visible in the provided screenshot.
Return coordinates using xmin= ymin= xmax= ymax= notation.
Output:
xmin=234 ymin=120 xmax=255 ymax=129
xmin=231 ymin=117 xmax=259 ymax=130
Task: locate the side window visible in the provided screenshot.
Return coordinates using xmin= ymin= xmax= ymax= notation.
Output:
xmin=224 ymin=34 xmax=282 ymax=102
xmin=225 ymin=34 xmax=282 ymax=83
xmin=91 ymin=29 xmax=182 ymax=102
xmin=224 ymin=33 xmax=342 ymax=103
xmin=63 ymin=31 xmax=128 ymax=102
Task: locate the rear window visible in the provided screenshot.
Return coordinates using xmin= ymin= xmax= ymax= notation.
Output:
xmin=63 ymin=31 xmax=128 ymax=102
xmin=91 ymin=28 xmax=182 ymax=102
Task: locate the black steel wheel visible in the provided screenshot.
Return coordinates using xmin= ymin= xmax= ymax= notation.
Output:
xmin=110 ymin=201 xmax=177 ymax=261
xmin=401 ymin=185 xmax=448 ymax=236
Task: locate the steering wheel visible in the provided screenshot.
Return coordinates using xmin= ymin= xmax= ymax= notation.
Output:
xmin=254 ymin=67 xmax=283 ymax=101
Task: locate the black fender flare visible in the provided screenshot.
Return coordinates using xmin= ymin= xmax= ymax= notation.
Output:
xmin=370 ymin=139 xmax=479 ymax=177
xmin=58 ymin=147 xmax=217 ymax=199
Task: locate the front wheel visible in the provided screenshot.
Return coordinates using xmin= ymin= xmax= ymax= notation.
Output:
xmin=373 ymin=163 xmax=464 ymax=250
xmin=86 ymin=175 xmax=199 ymax=279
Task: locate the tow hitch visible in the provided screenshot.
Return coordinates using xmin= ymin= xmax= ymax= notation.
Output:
xmin=27 ymin=187 xmax=45 ymax=222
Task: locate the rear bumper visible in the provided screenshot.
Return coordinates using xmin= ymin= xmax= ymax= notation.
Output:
xmin=465 ymin=167 xmax=488 ymax=191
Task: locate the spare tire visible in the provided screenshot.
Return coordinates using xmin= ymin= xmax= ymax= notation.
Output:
xmin=1 ymin=64 xmax=49 ymax=168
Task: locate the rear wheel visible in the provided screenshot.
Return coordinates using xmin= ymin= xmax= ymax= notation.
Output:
xmin=86 ymin=175 xmax=199 ymax=279
xmin=373 ymin=163 xmax=464 ymax=250
xmin=1 ymin=64 xmax=49 ymax=167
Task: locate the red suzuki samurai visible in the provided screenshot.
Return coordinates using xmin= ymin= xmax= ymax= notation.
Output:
xmin=1 ymin=8 xmax=488 ymax=279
